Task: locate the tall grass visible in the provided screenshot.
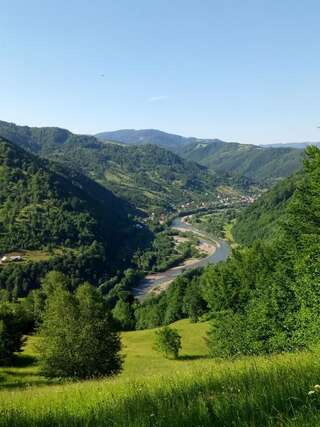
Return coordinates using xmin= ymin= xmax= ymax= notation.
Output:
xmin=1 ymin=351 xmax=320 ymax=426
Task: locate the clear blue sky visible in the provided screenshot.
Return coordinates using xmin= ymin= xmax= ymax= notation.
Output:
xmin=1 ymin=0 xmax=320 ymax=144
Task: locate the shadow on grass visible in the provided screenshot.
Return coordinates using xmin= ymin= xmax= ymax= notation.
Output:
xmin=1 ymin=370 xmax=39 ymax=377
xmin=11 ymin=354 xmax=37 ymax=367
xmin=178 ymin=354 xmax=210 ymax=361
xmin=0 ymin=378 xmax=63 ymax=390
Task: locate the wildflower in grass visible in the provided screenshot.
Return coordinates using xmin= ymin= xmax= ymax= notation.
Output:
xmin=307 ymin=385 xmax=320 ymax=396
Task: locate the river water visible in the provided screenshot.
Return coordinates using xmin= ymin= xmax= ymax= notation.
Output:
xmin=132 ymin=216 xmax=231 ymax=300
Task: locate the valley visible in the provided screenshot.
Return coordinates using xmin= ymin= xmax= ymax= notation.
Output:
xmin=0 ymin=124 xmax=319 ymax=427
xmin=133 ymin=215 xmax=231 ymax=300
xmin=2 ymin=3 xmax=320 ymax=425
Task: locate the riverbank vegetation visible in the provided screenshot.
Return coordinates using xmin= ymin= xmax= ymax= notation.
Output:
xmin=186 ymin=208 xmax=239 ymax=239
xmin=133 ymin=229 xmax=203 ymax=274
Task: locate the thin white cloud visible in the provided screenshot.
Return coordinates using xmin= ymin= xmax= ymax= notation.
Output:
xmin=147 ymin=95 xmax=169 ymax=103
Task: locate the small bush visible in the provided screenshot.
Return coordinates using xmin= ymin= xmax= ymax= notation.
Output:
xmin=154 ymin=326 xmax=182 ymax=359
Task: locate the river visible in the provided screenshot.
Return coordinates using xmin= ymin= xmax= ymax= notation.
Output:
xmin=132 ymin=216 xmax=231 ymax=300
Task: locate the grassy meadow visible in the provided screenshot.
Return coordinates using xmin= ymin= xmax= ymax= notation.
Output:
xmin=1 ymin=320 xmax=320 ymax=426
xmin=0 ymin=320 xmax=209 ymax=388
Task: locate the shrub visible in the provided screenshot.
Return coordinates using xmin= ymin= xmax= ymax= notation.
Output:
xmin=154 ymin=326 xmax=182 ymax=359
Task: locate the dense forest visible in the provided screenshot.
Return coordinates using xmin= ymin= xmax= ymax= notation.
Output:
xmin=0 ymin=138 xmax=149 ymax=296
xmin=175 ymin=139 xmax=303 ymax=184
xmin=232 ymin=173 xmax=301 ymax=244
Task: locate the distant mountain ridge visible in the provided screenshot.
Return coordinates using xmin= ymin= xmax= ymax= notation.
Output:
xmin=95 ymin=129 xmax=194 ymax=149
xmin=263 ymin=142 xmax=320 ymax=149
xmin=96 ymin=128 xmax=230 ymax=150
xmin=0 ymin=121 xmax=234 ymax=213
xmin=96 ymin=128 xmax=304 ymax=184
xmin=0 ymin=120 xmax=304 ymax=203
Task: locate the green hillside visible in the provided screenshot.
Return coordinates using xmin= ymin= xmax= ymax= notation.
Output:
xmin=0 ymin=121 xmax=241 ymax=213
xmin=0 ymin=138 xmax=145 ymax=295
xmin=176 ymin=139 xmax=303 ymax=183
xmin=0 ymin=144 xmax=320 ymax=427
xmin=96 ymin=128 xmax=303 ymax=184
xmin=0 ymin=138 xmax=121 ymax=252
xmin=96 ymin=128 xmax=188 ymax=149
xmin=232 ymin=173 xmax=301 ymax=245
xmin=92 ymin=143 xmax=223 ymax=212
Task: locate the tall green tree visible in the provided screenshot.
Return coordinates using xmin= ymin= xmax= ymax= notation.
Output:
xmin=37 ymin=280 xmax=122 ymax=379
xmin=0 ymin=301 xmax=27 ymax=364
xmin=112 ymin=299 xmax=135 ymax=331
xmin=204 ymin=147 xmax=320 ymax=356
xmin=154 ymin=326 xmax=182 ymax=359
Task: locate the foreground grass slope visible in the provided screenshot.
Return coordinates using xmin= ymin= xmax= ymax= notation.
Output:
xmin=1 ymin=320 xmax=320 ymax=426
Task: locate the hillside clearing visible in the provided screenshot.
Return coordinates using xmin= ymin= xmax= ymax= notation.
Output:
xmin=1 ymin=320 xmax=320 ymax=426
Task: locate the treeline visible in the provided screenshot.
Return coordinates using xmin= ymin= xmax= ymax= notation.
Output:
xmin=135 ymin=269 xmax=206 ymax=329
xmin=203 ymin=148 xmax=319 ymax=355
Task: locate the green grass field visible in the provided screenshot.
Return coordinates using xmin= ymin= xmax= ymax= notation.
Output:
xmin=1 ymin=320 xmax=320 ymax=426
xmin=0 ymin=320 xmax=210 ymax=388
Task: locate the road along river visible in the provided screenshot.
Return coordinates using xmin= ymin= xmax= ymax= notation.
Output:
xmin=133 ymin=216 xmax=231 ymax=300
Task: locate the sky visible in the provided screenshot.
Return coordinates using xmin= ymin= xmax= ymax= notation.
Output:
xmin=1 ymin=0 xmax=320 ymax=145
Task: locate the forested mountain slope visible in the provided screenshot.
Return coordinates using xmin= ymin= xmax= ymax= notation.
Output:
xmin=232 ymin=173 xmax=301 ymax=245
xmin=0 ymin=121 xmax=236 ymax=213
xmin=0 ymin=137 xmax=138 ymax=261
xmin=175 ymin=139 xmax=303 ymax=183
xmin=89 ymin=143 xmax=222 ymax=212
xmin=96 ymin=128 xmax=303 ymax=184
xmin=96 ymin=129 xmax=188 ymax=149
xmin=200 ymin=146 xmax=320 ymax=355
